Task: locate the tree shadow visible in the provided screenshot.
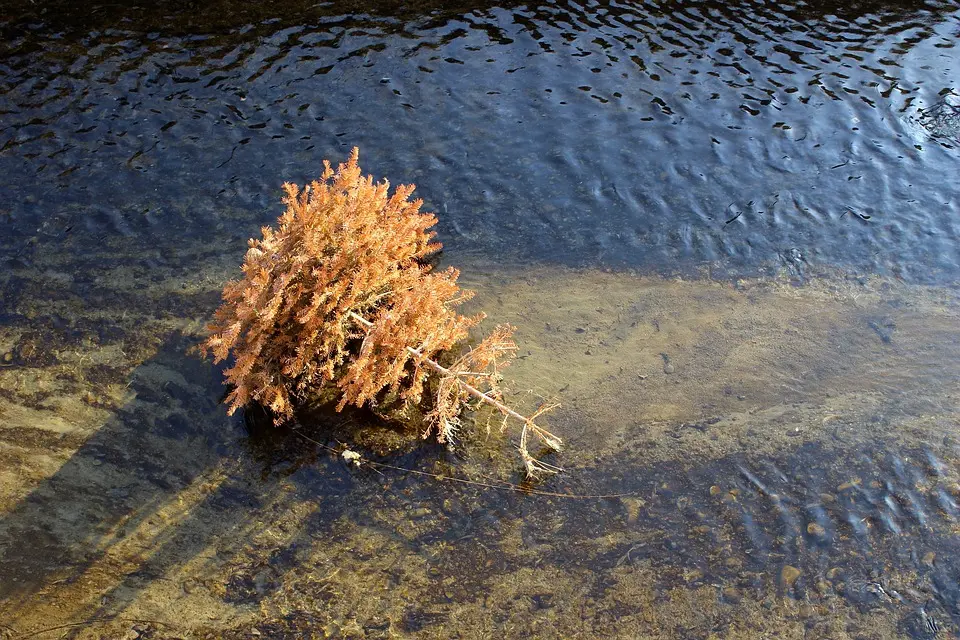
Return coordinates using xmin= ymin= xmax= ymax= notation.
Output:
xmin=0 ymin=332 xmax=344 ymax=633
xmin=0 ymin=330 xmax=468 ymax=637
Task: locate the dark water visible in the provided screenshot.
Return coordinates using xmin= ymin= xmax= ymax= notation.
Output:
xmin=2 ymin=0 xmax=960 ymax=637
xmin=1 ymin=0 xmax=958 ymax=279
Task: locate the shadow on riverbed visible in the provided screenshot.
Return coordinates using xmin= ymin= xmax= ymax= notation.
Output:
xmin=0 ymin=326 xmax=502 ymax=637
xmin=0 ymin=332 xmax=356 ymax=633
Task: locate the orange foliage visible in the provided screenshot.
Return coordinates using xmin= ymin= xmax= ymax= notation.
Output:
xmin=203 ymin=148 xmax=561 ymax=474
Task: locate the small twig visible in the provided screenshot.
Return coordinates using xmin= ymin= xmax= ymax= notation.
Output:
xmin=320 ymin=567 xmax=341 ymax=582
xmin=14 ymin=617 xmax=172 ymax=639
xmin=615 ymin=544 xmax=642 ymax=567
xmin=297 ymin=432 xmax=620 ymax=499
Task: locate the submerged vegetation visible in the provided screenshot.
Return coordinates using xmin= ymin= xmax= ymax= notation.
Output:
xmin=202 ymin=148 xmax=561 ymax=475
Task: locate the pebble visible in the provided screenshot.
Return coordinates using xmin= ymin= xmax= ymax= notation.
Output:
xmin=663 ymin=362 xmax=675 ymax=374
xmin=684 ymin=568 xmax=703 ymax=583
xmin=1 ymin=352 xmax=11 ymax=363
xmin=799 ymin=604 xmax=816 ymax=619
xmin=807 ymin=523 xmax=827 ymax=537
xmin=781 ymin=565 xmax=801 ymax=587
xmin=709 ymin=485 xmax=722 ymax=496
xmin=721 ymin=586 xmax=742 ymax=604
xmin=922 ymin=551 xmax=936 ymax=567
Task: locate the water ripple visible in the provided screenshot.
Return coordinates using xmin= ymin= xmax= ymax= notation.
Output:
xmin=0 ymin=0 xmax=958 ymax=279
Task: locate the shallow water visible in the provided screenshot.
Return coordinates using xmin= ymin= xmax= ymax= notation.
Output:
xmin=1 ymin=1 xmax=959 ymax=638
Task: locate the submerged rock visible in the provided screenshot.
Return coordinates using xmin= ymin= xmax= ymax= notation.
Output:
xmin=781 ymin=565 xmax=801 ymax=587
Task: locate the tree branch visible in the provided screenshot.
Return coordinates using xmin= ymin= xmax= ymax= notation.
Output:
xmin=347 ymin=311 xmax=563 ymax=459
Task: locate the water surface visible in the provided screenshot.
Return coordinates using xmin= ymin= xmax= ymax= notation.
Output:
xmin=2 ymin=0 xmax=959 ymax=278
xmin=1 ymin=1 xmax=959 ymax=638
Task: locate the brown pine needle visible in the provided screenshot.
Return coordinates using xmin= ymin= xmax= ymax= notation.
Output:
xmin=202 ymin=148 xmax=563 ymax=475
xmin=348 ymin=311 xmax=562 ymax=473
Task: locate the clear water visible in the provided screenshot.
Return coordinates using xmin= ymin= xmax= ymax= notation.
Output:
xmin=0 ymin=1 xmax=959 ymax=637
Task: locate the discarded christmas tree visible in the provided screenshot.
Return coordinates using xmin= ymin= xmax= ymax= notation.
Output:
xmin=202 ymin=148 xmax=561 ymax=476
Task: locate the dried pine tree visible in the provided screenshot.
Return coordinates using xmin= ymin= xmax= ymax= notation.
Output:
xmin=203 ymin=148 xmax=561 ymax=476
